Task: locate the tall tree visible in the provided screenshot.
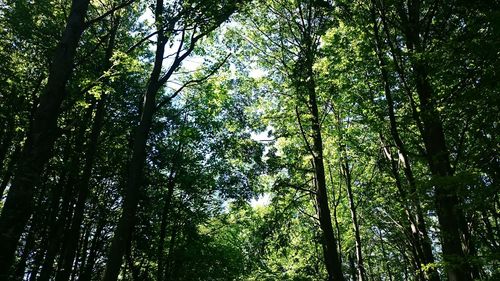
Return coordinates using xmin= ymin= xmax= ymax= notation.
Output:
xmin=102 ymin=1 xmax=242 ymax=280
xmin=370 ymin=3 xmax=439 ymax=280
xmin=0 ymin=0 xmax=91 ymax=276
xmin=239 ymin=0 xmax=346 ymax=279
xmin=369 ymin=0 xmax=499 ymax=279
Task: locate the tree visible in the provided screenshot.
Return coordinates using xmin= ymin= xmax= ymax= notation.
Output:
xmin=101 ymin=1 xmax=243 ymax=280
xmin=0 ymin=0 xmax=92 ymax=275
xmin=1 ymin=0 xmax=498 ymax=280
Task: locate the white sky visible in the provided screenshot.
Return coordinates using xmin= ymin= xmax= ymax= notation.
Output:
xmin=250 ymin=193 xmax=271 ymax=208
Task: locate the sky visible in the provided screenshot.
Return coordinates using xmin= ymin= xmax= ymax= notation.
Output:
xmin=250 ymin=193 xmax=271 ymax=208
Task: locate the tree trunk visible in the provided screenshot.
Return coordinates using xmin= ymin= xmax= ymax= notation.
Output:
xmin=312 ymin=78 xmax=344 ymax=281
xmin=38 ymin=103 xmax=93 ymax=281
xmin=349 ymin=252 xmax=357 ymax=281
xmin=371 ymin=5 xmax=439 ymax=281
xmin=54 ymin=97 xmax=106 ymax=281
xmin=22 ymin=196 xmax=54 ymax=281
xmin=305 ymin=52 xmax=345 ymax=281
xmin=0 ymin=0 xmax=90 ymax=276
xmin=329 ymin=164 xmax=344 ymax=263
xmin=12 ymin=221 xmax=37 ymax=281
xmin=164 ymin=221 xmax=179 ymax=280
xmin=377 ymin=229 xmax=394 ymax=281
xmin=101 ymin=81 xmax=158 ymax=281
xmin=415 ymin=62 xmax=471 ymax=281
xmin=292 ymin=22 xmax=345 ymax=280
xmin=35 ymin=140 xmax=72 ymax=281
xmin=102 ymin=0 xmax=231 ymax=277
xmin=156 ymin=173 xmax=176 ymax=281
xmin=79 ymin=217 xmax=105 ymax=281
xmin=102 ymin=1 xmax=166 ymax=279
xmin=55 ymin=18 xmax=119 ymax=281
xmin=341 ymin=154 xmax=366 ymax=281
xmin=393 ymin=1 xmax=473 ymax=279
xmin=0 ymin=121 xmax=14 ymax=172
xmin=72 ymin=225 xmax=91 ymax=281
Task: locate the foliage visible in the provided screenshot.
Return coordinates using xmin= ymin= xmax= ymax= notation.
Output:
xmin=0 ymin=0 xmax=498 ymax=281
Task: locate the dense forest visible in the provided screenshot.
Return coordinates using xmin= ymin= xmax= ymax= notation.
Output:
xmin=0 ymin=0 xmax=498 ymax=280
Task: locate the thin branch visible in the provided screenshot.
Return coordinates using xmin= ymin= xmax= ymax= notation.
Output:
xmin=126 ymin=30 xmax=159 ymax=54
xmin=298 ymin=207 xmax=319 ymax=223
xmin=85 ymin=0 xmax=136 ymax=27
xmin=290 ymin=181 xmax=316 ymax=195
xmin=155 ymin=54 xmax=231 ymax=111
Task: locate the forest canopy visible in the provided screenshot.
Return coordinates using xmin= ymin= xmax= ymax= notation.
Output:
xmin=0 ymin=0 xmax=499 ymax=281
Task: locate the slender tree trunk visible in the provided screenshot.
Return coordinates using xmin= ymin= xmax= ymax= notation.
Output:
xmin=0 ymin=122 xmax=14 ymax=171
xmin=101 ymin=83 xmax=157 ymax=281
xmin=12 ymin=221 xmax=37 ymax=281
xmin=54 ymin=97 xmax=106 ymax=281
xmin=23 ymin=195 xmax=54 ymax=281
xmin=79 ymin=217 xmax=105 ymax=281
xmin=38 ymin=104 xmax=93 ymax=281
xmin=156 ymin=173 xmax=176 ymax=281
xmin=371 ymin=5 xmax=439 ymax=281
xmin=377 ymin=229 xmax=394 ymax=281
xmin=335 ymin=112 xmax=365 ymax=281
xmin=329 ymin=164 xmax=344 ymax=263
xmin=36 ymin=140 xmax=72 ymax=281
xmin=291 ymin=21 xmax=345 ymax=279
xmin=164 ymin=221 xmax=179 ymax=280
xmin=0 ymin=0 xmax=90 ymax=276
xmin=102 ymin=0 xmax=232 ymax=277
xmin=381 ymin=134 xmax=426 ymax=281
xmin=393 ymin=1 xmax=473 ymax=279
xmin=349 ymin=253 xmax=357 ymax=281
xmin=341 ymin=155 xmax=366 ymax=281
xmin=55 ymin=18 xmax=119 ymax=281
xmin=102 ymin=1 xmax=166 ymax=279
xmin=301 ymin=50 xmax=345 ymax=281
xmin=36 ymin=218 xmax=63 ymax=281
xmin=77 ymin=225 xmax=92 ymax=279
xmin=311 ymin=78 xmax=344 ymax=281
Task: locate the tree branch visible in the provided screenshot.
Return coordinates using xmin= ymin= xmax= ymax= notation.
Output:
xmin=85 ymin=0 xmax=136 ymax=27
xmin=155 ymin=54 xmax=231 ymax=111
